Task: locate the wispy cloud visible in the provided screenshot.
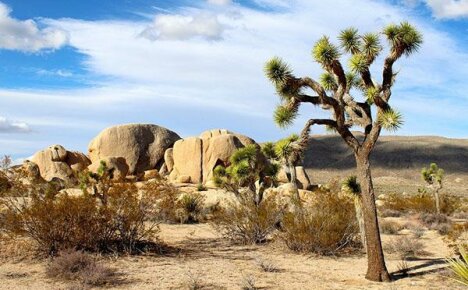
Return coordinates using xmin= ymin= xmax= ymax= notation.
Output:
xmin=0 ymin=2 xmax=68 ymax=52
xmin=0 ymin=116 xmax=31 ymax=133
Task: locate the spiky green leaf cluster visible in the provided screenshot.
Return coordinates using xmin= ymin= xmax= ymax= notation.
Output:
xmin=384 ymin=22 xmax=423 ymax=57
xmin=265 ymin=57 xmax=293 ymax=85
xmin=312 ymin=36 xmax=340 ymax=67
xmin=274 ymin=134 xmax=300 ymax=163
xmin=421 ymin=163 xmax=444 ymax=186
xmin=349 ymin=53 xmax=368 ymax=73
xmin=274 ymin=104 xmax=298 ymax=129
xmin=339 ymin=28 xmax=361 ymax=54
xmin=378 ymin=108 xmax=403 ymax=132
xmin=320 ymin=72 xmax=338 ymax=91
xmin=342 ymin=175 xmax=361 ymax=197
xmin=361 ymin=33 xmax=382 ymax=62
xmin=230 ymin=144 xmax=258 ymax=165
xmin=261 ymin=142 xmax=277 ymax=160
xmin=275 ymin=81 xmax=300 ymax=101
xmin=365 ymin=86 xmax=380 ymax=104
xmin=345 ymin=72 xmax=360 ymax=90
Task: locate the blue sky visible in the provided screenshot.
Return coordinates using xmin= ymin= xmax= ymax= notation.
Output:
xmin=0 ymin=0 xmax=467 ymax=162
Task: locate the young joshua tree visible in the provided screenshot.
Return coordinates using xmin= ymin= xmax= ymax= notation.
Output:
xmin=265 ymin=22 xmax=422 ymax=282
xmin=421 ymin=163 xmax=444 ymax=214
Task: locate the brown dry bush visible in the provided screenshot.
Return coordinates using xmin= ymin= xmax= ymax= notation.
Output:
xmin=444 ymin=222 xmax=468 ymax=253
xmin=1 ymin=179 xmax=160 ymax=255
xmin=280 ymin=189 xmax=360 ymax=255
xmin=419 ymin=213 xmax=452 ymax=235
xmin=382 ymin=192 xmax=464 ymax=215
xmin=385 ymin=236 xmax=426 ymax=259
xmin=380 ymin=219 xmax=403 ymax=235
xmin=46 ymin=249 xmax=116 ymax=287
xmin=212 ymin=194 xmax=284 ymax=244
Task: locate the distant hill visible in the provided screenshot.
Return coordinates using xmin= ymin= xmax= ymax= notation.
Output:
xmin=302 ymin=135 xmax=468 ymax=195
xmin=303 ymin=135 xmax=468 ymax=173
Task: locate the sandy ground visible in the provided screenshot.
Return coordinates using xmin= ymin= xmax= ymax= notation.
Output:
xmin=0 ymin=221 xmax=465 ymax=290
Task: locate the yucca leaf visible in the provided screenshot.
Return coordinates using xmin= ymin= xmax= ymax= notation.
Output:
xmin=339 ymin=28 xmax=361 ymax=54
xmin=312 ymin=36 xmax=341 ymax=66
xmin=349 ymin=53 xmax=368 ymax=73
xmin=320 ymin=72 xmax=338 ymax=91
xmin=378 ymin=108 xmax=404 ymax=132
xmin=361 ymin=33 xmax=382 ymax=61
xmin=274 ymin=104 xmax=298 ymax=129
xmin=265 ymin=57 xmax=293 ymax=84
xmin=342 ymin=175 xmax=361 ymax=197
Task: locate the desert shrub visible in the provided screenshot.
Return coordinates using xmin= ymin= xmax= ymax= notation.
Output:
xmin=384 ymin=236 xmax=425 ymax=259
xmin=380 ymin=220 xmax=403 ymax=235
xmin=213 ymin=194 xmax=283 ymax=244
xmin=382 ymin=192 xmax=463 ymax=215
xmin=419 ymin=213 xmax=452 ymax=235
xmin=46 ymin=249 xmax=116 ymax=287
xmin=378 ymin=208 xmax=402 ymax=218
xmin=444 ymin=222 xmax=468 ymax=254
xmin=280 ymin=189 xmax=360 ymax=255
xmin=176 ymin=193 xmax=205 ymax=224
xmin=1 ymin=182 xmax=159 ymax=254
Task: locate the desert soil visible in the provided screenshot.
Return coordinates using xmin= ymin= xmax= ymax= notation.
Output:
xmin=0 ymin=221 xmax=465 ymax=290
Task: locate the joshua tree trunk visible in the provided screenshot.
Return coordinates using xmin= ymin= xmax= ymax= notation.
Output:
xmin=289 ymin=164 xmax=300 ymax=201
xmin=356 ymin=152 xmax=390 ymax=282
xmin=353 ymin=196 xmax=366 ymax=249
xmin=434 ymin=187 xmax=441 ymax=214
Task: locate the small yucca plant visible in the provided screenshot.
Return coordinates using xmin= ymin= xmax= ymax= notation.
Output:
xmin=446 ymin=247 xmax=468 ymax=286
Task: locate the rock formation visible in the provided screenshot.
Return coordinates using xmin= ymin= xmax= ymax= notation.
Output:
xmin=88 ymin=124 xmax=180 ymax=175
xmin=30 ymin=145 xmax=91 ymax=182
xmin=168 ymin=129 xmax=256 ymax=184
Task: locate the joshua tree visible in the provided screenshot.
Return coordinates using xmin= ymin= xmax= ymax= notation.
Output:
xmin=273 ymin=134 xmax=310 ymax=200
xmin=213 ymin=144 xmax=279 ymax=206
xmin=264 ymin=22 xmax=422 ymax=282
xmin=342 ymin=175 xmax=366 ymax=249
xmin=421 ymin=163 xmax=444 ymax=214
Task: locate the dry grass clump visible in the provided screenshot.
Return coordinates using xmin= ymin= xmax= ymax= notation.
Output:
xmin=444 ymin=222 xmax=468 ymax=254
xmin=212 ymin=194 xmax=283 ymax=244
xmin=280 ymin=189 xmax=360 ymax=255
xmin=382 ymin=192 xmax=464 ymax=216
xmin=46 ymin=249 xmax=116 ymax=287
xmin=380 ymin=219 xmax=403 ymax=235
xmin=385 ymin=236 xmax=426 ymax=259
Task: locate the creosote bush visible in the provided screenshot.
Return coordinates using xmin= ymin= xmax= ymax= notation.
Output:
xmin=382 ymin=192 xmax=463 ymax=215
xmin=384 ymin=236 xmax=425 ymax=259
xmin=46 ymin=249 xmax=116 ymax=287
xmin=213 ymin=194 xmax=284 ymax=244
xmin=280 ymin=188 xmax=360 ymax=255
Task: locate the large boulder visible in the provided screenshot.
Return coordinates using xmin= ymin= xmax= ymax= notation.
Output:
xmin=88 ymin=124 xmax=180 ymax=175
xmin=170 ymin=137 xmax=203 ymax=183
xmin=31 ymin=145 xmax=90 ymax=182
xmin=169 ymin=129 xmax=257 ymax=184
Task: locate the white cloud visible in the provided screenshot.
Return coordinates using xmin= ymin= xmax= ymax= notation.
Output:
xmin=207 ymin=0 xmax=232 ymax=6
xmin=140 ymin=12 xmax=225 ymax=41
xmin=0 ymin=117 xmax=31 ymax=133
xmin=407 ymin=0 xmax=468 ymax=19
xmin=0 ymin=2 xmax=68 ymax=52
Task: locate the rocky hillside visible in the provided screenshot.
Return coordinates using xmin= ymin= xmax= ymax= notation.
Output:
xmin=303 ymin=134 xmax=468 ymax=195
